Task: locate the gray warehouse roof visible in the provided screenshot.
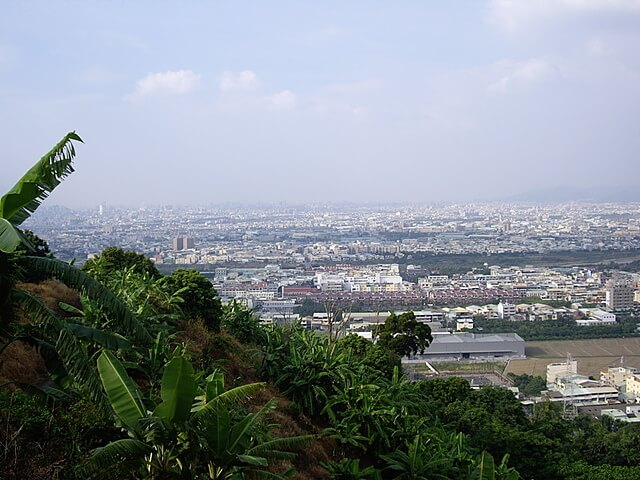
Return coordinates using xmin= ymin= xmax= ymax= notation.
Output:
xmin=422 ymin=332 xmax=525 ymax=356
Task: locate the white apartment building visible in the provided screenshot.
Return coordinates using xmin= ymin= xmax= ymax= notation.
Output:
xmin=547 ymin=358 xmax=578 ymax=386
xmin=497 ymin=301 xmax=517 ymax=319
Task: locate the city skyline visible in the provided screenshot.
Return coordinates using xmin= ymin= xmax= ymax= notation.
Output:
xmin=1 ymin=1 xmax=640 ymax=206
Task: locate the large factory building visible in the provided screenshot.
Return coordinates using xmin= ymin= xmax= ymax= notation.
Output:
xmin=416 ymin=333 xmax=525 ymax=361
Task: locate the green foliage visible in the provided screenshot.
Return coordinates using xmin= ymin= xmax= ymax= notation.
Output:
xmin=97 ymin=350 xmax=146 ymax=432
xmin=473 ymin=318 xmax=640 ymax=341
xmin=324 ymin=369 xmax=421 ymax=453
xmin=507 ymin=373 xmax=546 ymax=397
xmin=13 ymin=230 xmax=53 ymax=284
xmin=17 ymin=256 xmax=153 ymax=345
xmin=83 ymin=246 xmax=160 ymax=281
xmin=277 ymin=337 xmax=350 ymax=417
xmin=373 ymin=311 xmax=433 ymax=357
xmin=296 ymin=298 xmax=326 ymax=316
xmin=222 ymin=300 xmax=267 ymax=345
xmin=558 ymin=461 xmax=640 ymax=480
xmin=321 ymin=458 xmax=382 ymax=479
xmin=0 ymin=389 xmax=120 ymax=480
xmin=159 ymin=268 xmax=223 ymax=331
xmin=86 ymin=352 xmax=309 ymax=479
xmin=468 ymin=452 xmax=519 ymax=480
xmin=338 ymin=334 xmax=401 ymax=379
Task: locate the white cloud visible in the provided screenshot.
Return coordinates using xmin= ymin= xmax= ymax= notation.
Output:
xmin=135 ymin=70 xmax=201 ymax=96
xmin=487 ymin=58 xmax=556 ymax=93
xmin=265 ymin=90 xmax=297 ymax=110
xmin=220 ymin=70 xmax=259 ymax=92
xmin=488 ymin=0 xmax=640 ymax=31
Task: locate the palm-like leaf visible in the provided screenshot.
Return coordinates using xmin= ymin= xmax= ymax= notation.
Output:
xmin=17 ymin=256 xmax=152 ymax=345
xmin=80 ymin=438 xmax=150 ymax=479
xmin=0 ymin=132 xmax=82 ymax=226
xmin=191 ymin=382 xmax=266 ymax=419
xmin=13 ymin=290 xmax=107 ymax=409
xmin=97 ymin=350 xmax=146 ymax=432
xmin=228 ymin=399 xmax=277 ymax=452
xmin=246 ymin=434 xmax=314 ymax=461
xmin=66 ymin=323 xmax=132 ymax=350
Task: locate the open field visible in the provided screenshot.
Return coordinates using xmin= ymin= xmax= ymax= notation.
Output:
xmin=504 ymin=338 xmax=640 ymax=378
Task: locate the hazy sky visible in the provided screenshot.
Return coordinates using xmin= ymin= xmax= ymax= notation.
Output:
xmin=1 ymin=1 xmax=639 ymax=207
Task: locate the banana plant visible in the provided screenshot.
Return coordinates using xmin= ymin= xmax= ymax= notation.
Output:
xmin=467 ymin=452 xmax=520 ymax=480
xmin=0 ymin=132 xmax=152 ymax=346
xmin=0 ymin=133 xmax=153 ymax=413
xmin=83 ymin=351 xmax=311 ymax=479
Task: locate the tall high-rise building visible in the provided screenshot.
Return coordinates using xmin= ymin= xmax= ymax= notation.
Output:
xmin=605 ymin=278 xmax=635 ymax=309
xmin=172 ymin=236 xmax=195 ymax=250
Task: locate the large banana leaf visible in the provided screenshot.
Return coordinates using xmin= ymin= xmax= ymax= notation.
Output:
xmin=97 ymin=350 xmax=146 ymax=432
xmin=228 ymin=399 xmax=277 ymax=453
xmin=202 ymin=402 xmax=232 ymax=458
xmin=191 ymin=382 xmax=265 ymax=422
xmin=0 ymin=218 xmax=32 ymax=253
xmin=0 ymin=132 xmax=82 ymax=226
xmin=153 ymin=356 xmax=196 ymax=423
xmin=469 ymin=451 xmax=496 ymax=480
xmin=67 ymin=323 xmax=132 ymax=350
xmin=17 ymin=256 xmax=152 ymax=346
xmin=81 ymin=438 xmax=150 ymax=478
xmin=205 ymin=370 xmax=225 ymax=401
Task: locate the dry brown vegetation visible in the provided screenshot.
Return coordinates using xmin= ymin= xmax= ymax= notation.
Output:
xmin=17 ymin=279 xmax=81 ymax=318
xmin=0 ymin=341 xmax=49 ymax=388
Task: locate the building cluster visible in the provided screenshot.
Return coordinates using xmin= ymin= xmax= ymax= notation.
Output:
xmin=25 ymin=202 xmax=640 ymax=266
xmin=208 ymin=262 xmax=640 ymax=323
xmin=540 ymin=357 xmax=640 ymax=422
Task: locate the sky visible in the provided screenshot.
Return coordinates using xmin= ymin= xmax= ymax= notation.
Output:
xmin=1 ymin=0 xmax=639 ymax=207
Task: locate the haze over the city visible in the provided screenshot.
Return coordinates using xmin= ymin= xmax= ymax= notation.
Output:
xmin=1 ymin=1 xmax=639 ymax=207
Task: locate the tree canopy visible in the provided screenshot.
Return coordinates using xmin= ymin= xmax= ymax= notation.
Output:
xmin=83 ymin=246 xmax=160 ymax=281
xmin=159 ymin=269 xmax=222 ymax=331
xmin=373 ymin=311 xmax=433 ymax=357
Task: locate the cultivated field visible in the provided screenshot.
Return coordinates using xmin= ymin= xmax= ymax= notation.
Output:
xmin=504 ymin=337 xmax=640 ymax=378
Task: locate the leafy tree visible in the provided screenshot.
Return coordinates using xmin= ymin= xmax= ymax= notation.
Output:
xmin=338 ymin=334 xmax=400 ymax=379
xmin=508 ymin=373 xmax=546 ymax=397
xmin=373 ymin=311 xmax=433 ymax=358
xmin=558 ymin=461 xmax=640 ymax=480
xmin=416 ymin=377 xmax=472 ymax=412
xmin=296 ymin=298 xmax=325 ymax=316
xmin=159 ymin=269 xmax=223 ymax=331
xmin=83 ymin=246 xmax=160 ymax=282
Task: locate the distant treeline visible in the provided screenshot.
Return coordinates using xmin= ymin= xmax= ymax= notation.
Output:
xmin=474 ymin=318 xmax=640 ymax=341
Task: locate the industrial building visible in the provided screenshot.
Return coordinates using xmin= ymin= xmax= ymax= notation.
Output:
xmin=416 ymin=332 xmax=525 ymax=361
